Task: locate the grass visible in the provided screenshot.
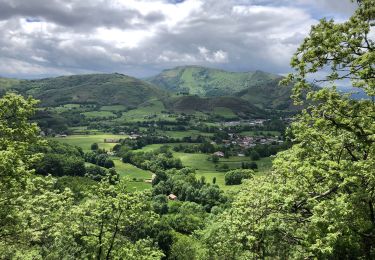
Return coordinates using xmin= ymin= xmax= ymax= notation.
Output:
xmin=51 ymin=134 xmax=127 ymax=152
xmin=213 ymin=107 xmax=237 ymax=119
xmin=113 ymin=159 xmax=153 ymax=179
xmin=119 ymin=100 xmax=164 ymax=121
xmin=82 ymin=111 xmax=117 ymax=119
xmin=173 ymin=152 xmax=273 ymax=190
xmin=100 ymin=105 xmax=126 ymax=111
xmin=133 ymin=143 xmax=201 ymax=153
xmin=50 ymin=103 xmax=82 ymax=113
xmin=117 ymin=100 xmax=177 ymax=123
xmin=134 ymin=144 xmax=166 ymax=152
xmin=159 ymin=130 xmax=214 ymax=138
xmin=113 ymin=159 xmax=152 ymax=192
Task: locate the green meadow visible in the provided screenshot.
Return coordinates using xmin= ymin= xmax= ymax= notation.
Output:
xmin=113 ymin=158 xmax=152 ymax=192
xmin=213 ymin=107 xmax=237 ymax=119
xmin=81 ymin=111 xmax=117 ymax=119
xmin=52 ymin=134 xmax=273 ymax=191
xmin=174 ymin=152 xmax=272 ymax=190
xmin=51 ymin=134 xmax=127 ymax=152
xmin=100 ymin=105 xmax=126 ymax=111
xmin=159 ymin=130 xmax=214 ymax=138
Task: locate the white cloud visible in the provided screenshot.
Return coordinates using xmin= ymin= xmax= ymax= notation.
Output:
xmin=198 ymin=47 xmax=228 ymax=63
xmin=0 ymin=0 xmax=358 ymax=78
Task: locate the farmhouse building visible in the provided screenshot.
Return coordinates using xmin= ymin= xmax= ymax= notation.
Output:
xmin=168 ymin=194 xmax=177 ymax=200
xmin=213 ymin=151 xmax=225 ymax=157
xmin=104 ymin=138 xmax=120 ymax=143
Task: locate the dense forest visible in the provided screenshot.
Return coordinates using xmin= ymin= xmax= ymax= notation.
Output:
xmin=0 ymin=0 xmax=374 ymax=259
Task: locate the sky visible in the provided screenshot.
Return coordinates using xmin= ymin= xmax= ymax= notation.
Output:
xmin=0 ymin=0 xmax=358 ymax=79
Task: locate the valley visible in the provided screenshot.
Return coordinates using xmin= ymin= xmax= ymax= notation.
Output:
xmin=0 ymin=66 xmax=293 ymax=193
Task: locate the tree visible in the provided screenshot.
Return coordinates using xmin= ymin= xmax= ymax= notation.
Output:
xmin=224 ymin=169 xmax=253 ymax=185
xmin=91 ymin=142 xmax=99 ymax=150
xmin=249 ymin=150 xmax=260 ymax=161
xmin=169 ymin=234 xmax=208 ymax=260
xmin=0 ymin=94 xmax=76 ymax=258
xmin=71 ymin=179 xmax=163 ymax=259
xmin=0 ymin=93 xmax=163 ymax=259
xmin=211 ymin=154 xmax=219 ymax=163
xmin=202 ymin=1 xmax=375 ymax=258
xmin=248 ymin=161 xmax=258 ymax=170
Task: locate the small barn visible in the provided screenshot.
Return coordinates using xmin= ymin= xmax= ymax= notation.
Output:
xmin=213 ymin=151 xmax=225 ymax=157
xmin=104 ymin=138 xmax=120 ymax=143
xmin=168 ymin=194 xmax=177 ymax=200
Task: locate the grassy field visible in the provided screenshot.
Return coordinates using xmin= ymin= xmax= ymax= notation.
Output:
xmin=52 ymin=134 xmax=273 ymax=192
xmin=173 ymin=152 xmax=273 ymax=190
xmin=49 ymin=103 xmax=82 ymax=113
xmin=51 ymin=134 xmax=127 ymax=152
xmin=81 ymin=111 xmax=117 ymax=119
xmin=100 ymin=105 xmax=126 ymax=111
xmin=113 ymin=158 xmax=152 ymax=192
xmin=118 ymin=100 xmax=168 ymax=122
xmin=159 ymin=130 xmax=214 ymax=138
xmin=133 ymin=143 xmax=202 ymax=153
xmin=213 ymin=107 xmax=237 ymax=119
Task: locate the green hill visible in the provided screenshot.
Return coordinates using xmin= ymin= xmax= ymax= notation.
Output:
xmin=3 ymin=73 xmax=168 ymax=107
xmin=147 ymin=66 xmax=296 ymax=110
xmin=0 ymin=77 xmax=22 ymax=91
xmin=147 ymin=66 xmax=279 ymax=96
xmin=235 ymin=78 xmax=295 ymax=110
xmin=165 ymin=95 xmax=267 ymax=118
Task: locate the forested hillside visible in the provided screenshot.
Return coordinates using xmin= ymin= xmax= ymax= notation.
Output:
xmin=147 ymin=66 xmax=295 ymax=110
xmin=6 ymin=73 xmax=169 ymax=107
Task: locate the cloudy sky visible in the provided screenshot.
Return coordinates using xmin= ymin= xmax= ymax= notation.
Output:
xmin=0 ymin=0 xmax=358 ymax=79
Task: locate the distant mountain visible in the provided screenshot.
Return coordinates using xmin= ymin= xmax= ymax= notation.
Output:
xmin=0 ymin=68 xmax=298 ymax=116
xmin=2 ymin=73 xmax=168 ymax=107
xmin=147 ymin=66 xmax=279 ymax=96
xmin=0 ymin=77 xmax=22 ymax=91
xmin=147 ymin=66 xmax=294 ymax=110
xmin=235 ymin=78 xmax=295 ymax=110
xmin=339 ymin=87 xmax=370 ymax=100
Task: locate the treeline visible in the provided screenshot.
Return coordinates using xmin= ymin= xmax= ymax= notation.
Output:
xmin=32 ymin=140 xmax=117 ymax=182
xmin=152 ymin=168 xmax=227 ymax=212
xmin=119 ymin=147 xmax=183 ymax=172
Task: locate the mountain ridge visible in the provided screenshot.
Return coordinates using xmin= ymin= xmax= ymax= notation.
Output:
xmin=147 ymin=65 xmax=293 ymax=109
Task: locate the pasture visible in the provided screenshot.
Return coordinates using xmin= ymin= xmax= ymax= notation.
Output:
xmin=51 ymin=134 xmax=127 ymax=152
xmin=81 ymin=111 xmax=117 ymax=119
xmin=113 ymin=159 xmax=152 ymax=191
xmin=173 ymin=152 xmax=273 ymax=190
xmin=213 ymin=107 xmax=237 ymax=119
xmin=159 ymin=130 xmax=214 ymax=138
xmin=100 ymin=105 xmax=126 ymax=111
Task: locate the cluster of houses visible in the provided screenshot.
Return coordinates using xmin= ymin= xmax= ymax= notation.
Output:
xmin=222 ymin=119 xmax=268 ymax=127
xmin=219 ymin=133 xmax=283 ymax=149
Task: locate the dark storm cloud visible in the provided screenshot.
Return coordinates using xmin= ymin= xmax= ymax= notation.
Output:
xmin=0 ymin=0 xmax=165 ymax=30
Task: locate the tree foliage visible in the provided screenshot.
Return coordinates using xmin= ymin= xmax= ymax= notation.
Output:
xmin=0 ymin=93 xmax=163 ymax=259
xmin=202 ymin=1 xmax=375 ymax=258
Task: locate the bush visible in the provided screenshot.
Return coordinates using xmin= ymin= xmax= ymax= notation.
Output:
xmin=91 ymin=142 xmax=99 ymax=150
xmin=225 ymin=169 xmax=253 ymax=185
xmin=250 ymin=150 xmax=260 ymax=161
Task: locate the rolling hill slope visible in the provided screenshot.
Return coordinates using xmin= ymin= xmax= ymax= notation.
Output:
xmin=147 ymin=66 xmax=295 ymax=109
xmin=164 ymin=95 xmax=267 ymax=118
xmin=147 ymin=65 xmax=279 ymax=96
xmin=3 ymin=73 xmax=169 ymax=107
